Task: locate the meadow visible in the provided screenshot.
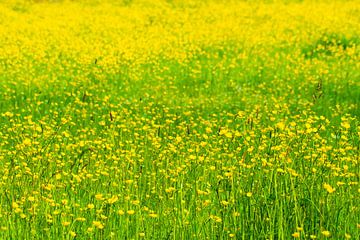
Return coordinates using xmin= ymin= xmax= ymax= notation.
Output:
xmin=0 ymin=0 xmax=359 ymax=239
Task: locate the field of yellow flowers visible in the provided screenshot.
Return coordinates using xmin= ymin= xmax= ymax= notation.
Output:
xmin=0 ymin=0 xmax=359 ymax=239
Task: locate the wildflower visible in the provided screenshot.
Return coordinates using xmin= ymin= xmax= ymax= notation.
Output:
xmin=92 ymin=221 xmax=104 ymax=230
xmin=75 ymin=217 xmax=86 ymax=222
xmin=62 ymin=221 xmax=71 ymax=227
xmin=233 ymin=212 xmax=240 ymax=217
xmin=323 ymin=183 xmax=335 ymax=193
xmin=87 ymin=204 xmax=95 ymax=209
xmin=276 ymin=121 xmax=286 ymax=130
xmin=203 ymin=200 xmax=211 ymax=207
xmin=210 ymin=215 xmax=222 ymax=223
xmin=12 ymin=202 xmax=19 ymax=209
xmin=341 ymin=122 xmax=350 ymax=129
xmin=28 ymin=196 xmax=35 ymax=202
xmin=321 ymin=230 xmax=331 ymax=237
xmin=23 ymin=138 xmax=32 ymax=146
xmin=292 ymin=232 xmax=300 ymax=238
xmin=219 ymin=129 xmax=228 ymax=136
xmin=148 ymin=213 xmax=158 ymax=218
xmin=165 ymin=187 xmax=176 ymax=193
xmin=3 ymin=112 xmax=14 ymax=118
xmin=95 ymin=194 xmax=105 ymax=201
xmin=209 ymin=166 xmax=216 ymax=171
xmin=107 ymin=195 xmax=118 ymax=204
xmin=127 ymin=210 xmax=135 ymax=215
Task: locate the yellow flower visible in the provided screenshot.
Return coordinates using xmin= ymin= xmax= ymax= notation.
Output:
xmin=209 ymin=166 xmax=216 ymax=171
xmin=95 ymin=194 xmax=105 ymax=201
xmin=341 ymin=122 xmax=350 ymax=129
xmin=148 ymin=213 xmax=158 ymax=218
xmin=321 ymin=230 xmax=331 ymax=237
xmin=131 ymin=200 xmax=140 ymax=205
xmin=75 ymin=217 xmax=86 ymax=222
xmin=92 ymin=221 xmax=104 ymax=230
xmin=14 ymin=208 xmax=22 ymax=213
xmin=292 ymin=232 xmax=300 ymax=238
xmin=28 ymin=196 xmax=35 ymax=202
xmin=127 ymin=210 xmax=135 ymax=215
xmin=225 ymin=132 xmax=232 ymax=138
xmin=23 ymin=138 xmax=32 ymax=146
xmin=219 ymin=129 xmax=228 ymax=136
xmin=69 ymin=231 xmax=76 ymax=237
xmin=323 ymin=183 xmax=335 ymax=193
xmin=210 ymin=215 xmax=222 ymax=223
xmin=3 ymin=112 xmax=14 ymax=118
xmin=233 ymin=212 xmax=240 ymax=217
xmin=165 ymin=187 xmax=176 ymax=193
xmin=203 ymin=200 xmax=211 ymax=207
xmin=12 ymin=202 xmax=19 ymax=209
xmin=62 ymin=221 xmax=71 ymax=227
xmin=107 ymin=195 xmax=118 ymax=204
xmin=87 ymin=203 xmax=95 ymax=209
xmin=276 ymin=121 xmax=286 ymax=130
